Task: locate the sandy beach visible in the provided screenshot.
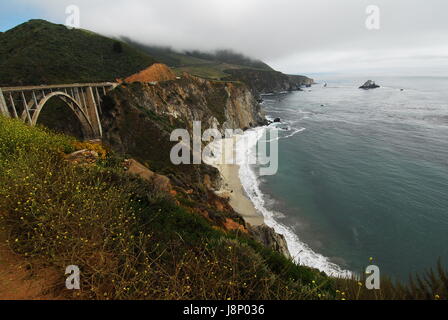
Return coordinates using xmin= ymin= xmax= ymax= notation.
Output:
xmin=205 ymin=136 xmax=265 ymax=226
xmin=216 ymin=163 xmax=264 ymax=226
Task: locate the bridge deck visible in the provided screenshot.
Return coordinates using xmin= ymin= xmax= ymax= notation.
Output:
xmin=1 ymin=82 xmax=118 ymax=93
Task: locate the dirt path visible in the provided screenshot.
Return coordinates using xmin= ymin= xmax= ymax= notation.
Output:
xmin=0 ymin=233 xmax=59 ymax=300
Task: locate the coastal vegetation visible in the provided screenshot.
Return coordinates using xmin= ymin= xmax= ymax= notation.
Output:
xmin=0 ymin=116 xmax=446 ymax=300
xmin=0 ymin=115 xmax=331 ymax=299
xmin=120 ymin=38 xmax=273 ymax=77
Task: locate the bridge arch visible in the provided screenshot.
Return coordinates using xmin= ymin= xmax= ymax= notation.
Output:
xmin=32 ymin=92 xmax=96 ymax=139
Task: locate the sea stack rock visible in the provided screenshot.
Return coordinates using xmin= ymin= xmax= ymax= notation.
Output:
xmin=359 ymin=80 xmax=380 ymax=89
xmin=273 ymin=118 xmax=281 ymax=123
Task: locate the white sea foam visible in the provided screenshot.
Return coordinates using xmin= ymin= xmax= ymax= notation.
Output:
xmin=237 ymin=126 xmax=353 ymax=278
xmin=259 ymin=127 xmax=306 ymax=143
xmin=203 ymin=124 xmax=352 ymax=278
xmin=283 ymin=127 xmax=306 ymax=139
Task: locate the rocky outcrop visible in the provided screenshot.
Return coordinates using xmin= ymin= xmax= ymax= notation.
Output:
xmin=223 ymin=218 xmax=249 ymax=234
xmin=248 ymin=224 xmax=292 ymax=259
xmin=359 ymin=80 xmax=380 ymax=89
xmin=224 ymin=68 xmax=314 ymax=97
xmin=124 ymin=159 xmax=172 ymax=193
xmin=120 ymin=63 xmax=177 ymax=83
xmin=65 ymin=149 xmax=99 ymax=165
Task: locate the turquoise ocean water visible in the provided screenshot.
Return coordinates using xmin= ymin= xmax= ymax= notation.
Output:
xmin=242 ymin=76 xmax=448 ymax=280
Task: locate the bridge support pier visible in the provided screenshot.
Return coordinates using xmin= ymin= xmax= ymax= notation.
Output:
xmin=85 ymin=87 xmax=103 ymax=138
xmin=0 ymin=89 xmax=10 ymax=117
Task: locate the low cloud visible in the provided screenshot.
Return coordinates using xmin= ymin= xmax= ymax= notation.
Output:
xmin=16 ymin=0 xmax=448 ymax=75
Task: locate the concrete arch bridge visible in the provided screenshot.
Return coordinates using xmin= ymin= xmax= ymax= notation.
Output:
xmin=0 ymin=83 xmax=118 ymax=139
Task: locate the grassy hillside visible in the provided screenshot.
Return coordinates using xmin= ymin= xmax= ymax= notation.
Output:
xmin=184 ymin=49 xmax=274 ymax=71
xmin=121 ymin=38 xmax=273 ymax=80
xmin=120 ymin=38 xmax=212 ymax=68
xmin=0 ymin=116 xmax=446 ymax=300
xmin=0 ymin=20 xmax=156 ymax=86
xmin=119 ymin=39 xmax=314 ymax=94
xmin=0 ymin=115 xmax=332 ymax=299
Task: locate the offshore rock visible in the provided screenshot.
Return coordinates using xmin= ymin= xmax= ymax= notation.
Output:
xmin=359 ymin=80 xmax=380 ymax=89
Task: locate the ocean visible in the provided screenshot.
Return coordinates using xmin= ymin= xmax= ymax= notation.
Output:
xmin=240 ymin=76 xmax=448 ymax=280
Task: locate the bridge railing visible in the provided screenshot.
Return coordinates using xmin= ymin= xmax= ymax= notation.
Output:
xmin=0 ymin=82 xmax=117 ymax=93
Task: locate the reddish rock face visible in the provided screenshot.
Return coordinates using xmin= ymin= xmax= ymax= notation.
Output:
xmin=120 ymin=63 xmax=177 ymax=83
xmin=223 ymin=218 xmax=248 ymax=234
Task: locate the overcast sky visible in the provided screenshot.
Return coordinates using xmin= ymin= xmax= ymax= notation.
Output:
xmin=3 ymin=0 xmax=448 ymax=76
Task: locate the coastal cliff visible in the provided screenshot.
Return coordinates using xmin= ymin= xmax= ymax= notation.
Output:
xmin=102 ymin=73 xmax=267 ymax=139
xmin=99 ymin=74 xmax=291 ymax=258
xmin=100 ymin=74 xmax=266 ymax=175
xmin=224 ymin=68 xmax=314 ymax=96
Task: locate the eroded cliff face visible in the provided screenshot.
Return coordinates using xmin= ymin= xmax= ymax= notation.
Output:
xmin=100 ymin=74 xmax=266 ymax=189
